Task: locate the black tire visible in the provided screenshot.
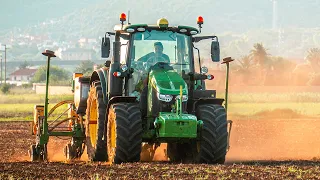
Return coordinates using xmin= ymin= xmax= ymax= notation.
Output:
xmin=65 ymin=143 xmax=75 ymax=161
xmin=195 ymin=104 xmax=228 ymax=164
xmin=29 ymin=144 xmax=38 ymax=162
xmin=107 ymin=103 xmax=142 ymax=164
xmin=85 ymin=82 xmax=107 ymax=161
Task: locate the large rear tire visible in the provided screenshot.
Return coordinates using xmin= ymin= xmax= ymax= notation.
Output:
xmin=195 ymin=104 xmax=228 ymax=164
xmin=85 ymin=82 xmax=107 ymax=161
xmin=107 ymin=103 xmax=142 ymax=164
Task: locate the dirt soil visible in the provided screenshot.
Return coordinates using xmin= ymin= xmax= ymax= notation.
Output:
xmin=1 ymin=120 xmax=320 ymax=179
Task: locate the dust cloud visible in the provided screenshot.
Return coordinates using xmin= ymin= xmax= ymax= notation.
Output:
xmin=226 ymin=118 xmax=320 ymax=162
xmin=8 ymin=116 xmax=320 ymax=163
xmin=205 ymin=58 xmax=320 ymax=162
xmin=140 ymin=143 xmax=168 ymax=162
xmin=47 ymin=138 xmax=69 ymax=162
xmin=153 ymin=144 xmax=168 ymax=161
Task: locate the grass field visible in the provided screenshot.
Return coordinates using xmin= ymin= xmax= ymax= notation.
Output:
xmin=0 ymin=103 xmax=70 ymax=121
xmin=0 ymin=94 xmax=73 ymax=104
xmin=229 ymin=102 xmax=320 ymax=118
xmin=216 ymin=92 xmax=320 ymax=103
xmin=0 ymin=93 xmax=72 ymax=121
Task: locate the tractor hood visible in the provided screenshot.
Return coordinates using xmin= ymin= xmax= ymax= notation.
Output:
xmin=149 ymin=69 xmax=187 ymax=95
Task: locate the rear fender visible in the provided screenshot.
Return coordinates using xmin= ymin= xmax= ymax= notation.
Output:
xmin=90 ymin=67 xmax=109 ymax=104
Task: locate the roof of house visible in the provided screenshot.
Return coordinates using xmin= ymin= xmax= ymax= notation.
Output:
xmin=10 ymin=68 xmax=37 ymax=76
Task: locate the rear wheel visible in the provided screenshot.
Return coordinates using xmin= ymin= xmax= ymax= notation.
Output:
xmin=85 ymin=82 xmax=107 ymax=161
xmin=107 ymin=103 xmax=142 ymax=164
xmin=194 ymin=104 xmax=228 ymax=164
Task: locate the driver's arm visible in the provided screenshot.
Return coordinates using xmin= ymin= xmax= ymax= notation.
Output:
xmin=162 ymin=54 xmax=170 ymax=63
xmin=137 ymin=52 xmax=153 ymax=62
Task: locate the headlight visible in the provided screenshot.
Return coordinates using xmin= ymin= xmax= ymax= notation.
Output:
xmin=176 ymin=95 xmax=188 ymax=102
xmin=157 ymin=93 xmax=173 ymax=102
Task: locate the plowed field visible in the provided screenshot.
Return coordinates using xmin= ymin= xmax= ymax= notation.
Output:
xmin=1 ymin=120 xmax=320 ymax=179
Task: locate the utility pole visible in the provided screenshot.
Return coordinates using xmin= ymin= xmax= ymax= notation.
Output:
xmin=0 ymin=44 xmax=8 ymax=84
xmin=271 ymin=0 xmax=278 ymax=30
xmin=0 ymin=54 xmax=2 ymax=84
xmin=4 ymin=44 xmax=6 ymax=84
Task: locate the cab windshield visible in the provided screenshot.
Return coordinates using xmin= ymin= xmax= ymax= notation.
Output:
xmin=131 ymin=30 xmax=192 ymax=73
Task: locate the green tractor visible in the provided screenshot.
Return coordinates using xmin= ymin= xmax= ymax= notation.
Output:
xmin=29 ymin=13 xmax=232 ymax=164
xmin=81 ymin=14 xmax=232 ymax=164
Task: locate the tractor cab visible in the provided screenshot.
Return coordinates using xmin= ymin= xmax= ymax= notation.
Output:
xmin=96 ymin=14 xmax=231 ymax=164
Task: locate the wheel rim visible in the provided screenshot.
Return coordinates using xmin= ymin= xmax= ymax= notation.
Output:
xmin=89 ymin=95 xmax=98 ymax=148
xmin=107 ymin=109 xmax=116 ymax=162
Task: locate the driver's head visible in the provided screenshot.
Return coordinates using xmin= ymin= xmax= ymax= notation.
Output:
xmin=154 ymin=42 xmax=163 ymax=55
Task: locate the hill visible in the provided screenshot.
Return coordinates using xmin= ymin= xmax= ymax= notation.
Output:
xmin=1 ymin=0 xmax=320 ymax=60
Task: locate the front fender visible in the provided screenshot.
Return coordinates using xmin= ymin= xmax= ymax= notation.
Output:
xmin=90 ymin=67 xmax=109 ymax=104
xmin=191 ymin=98 xmax=224 ymax=114
xmin=106 ymin=96 xmax=138 ymax=113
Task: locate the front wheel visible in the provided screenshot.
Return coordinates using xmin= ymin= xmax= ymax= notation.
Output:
xmin=107 ymin=103 xmax=142 ymax=164
xmin=194 ymin=104 xmax=228 ymax=164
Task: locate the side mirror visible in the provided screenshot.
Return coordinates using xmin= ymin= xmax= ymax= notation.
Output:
xmin=211 ymin=40 xmax=220 ymax=62
xmin=101 ymin=37 xmax=110 ymax=58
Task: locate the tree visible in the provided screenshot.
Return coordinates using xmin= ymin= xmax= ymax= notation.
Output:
xmin=265 ymin=57 xmax=296 ymax=85
xmin=0 ymin=84 xmax=11 ymax=94
xmin=249 ymin=43 xmax=269 ymax=67
xmin=74 ymin=60 xmax=94 ymax=76
xmin=306 ymin=48 xmax=320 ymax=71
xmin=292 ymin=48 xmax=320 ymax=85
xmin=234 ymin=55 xmax=256 ymax=85
xmin=235 ymin=55 xmax=254 ymax=73
xmin=31 ymin=65 xmax=71 ymax=85
xmin=19 ymin=60 xmax=31 ymax=69
xmin=249 ymin=43 xmax=270 ymax=85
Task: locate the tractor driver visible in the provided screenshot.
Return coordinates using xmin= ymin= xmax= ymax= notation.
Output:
xmin=137 ymin=42 xmax=170 ymax=65
xmin=132 ymin=42 xmax=170 ymax=94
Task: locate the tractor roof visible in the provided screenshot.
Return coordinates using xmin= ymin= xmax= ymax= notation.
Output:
xmin=114 ymin=18 xmax=199 ymax=36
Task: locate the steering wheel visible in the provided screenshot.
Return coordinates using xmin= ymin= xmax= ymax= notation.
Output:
xmin=146 ymin=56 xmax=167 ymax=64
xmin=145 ymin=56 xmax=168 ymax=70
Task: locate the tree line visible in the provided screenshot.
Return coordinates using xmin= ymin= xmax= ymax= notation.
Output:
xmin=17 ymin=44 xmax=320 ymax=87
xmin=230 ymin=43 xmax=320 ymax=86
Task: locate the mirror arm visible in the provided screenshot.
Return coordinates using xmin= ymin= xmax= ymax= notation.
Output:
xmin=193 ymin=35 xmax=218 ymax=43
xmin=192 ymin=43 xmax=202 ymax=73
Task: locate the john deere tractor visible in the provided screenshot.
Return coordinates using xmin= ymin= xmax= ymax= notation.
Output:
xmin=29 ymin=13 xmax=232 ymax=164
xmin=78 ymin=14 xmax=232 ymax=164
